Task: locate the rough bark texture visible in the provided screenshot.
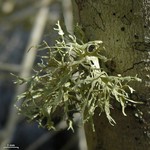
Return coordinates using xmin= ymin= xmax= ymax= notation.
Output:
xmin=73 ymin=0 xmax=150 ymax=150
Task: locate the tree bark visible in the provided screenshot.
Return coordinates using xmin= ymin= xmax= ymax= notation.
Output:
xmin=73 ymin=0 xmax=150 ymax=149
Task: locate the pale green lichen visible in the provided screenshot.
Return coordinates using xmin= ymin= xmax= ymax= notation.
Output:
xmin=14 ymin=21 xmax=142 ymax=131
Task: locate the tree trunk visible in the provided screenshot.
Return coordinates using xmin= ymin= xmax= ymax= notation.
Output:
xmin=72 ymin=0 xmax=150 ymax=150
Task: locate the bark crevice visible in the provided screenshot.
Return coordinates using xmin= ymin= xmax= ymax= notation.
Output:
xmin=122 ymin=60 xmax=145 ymax=73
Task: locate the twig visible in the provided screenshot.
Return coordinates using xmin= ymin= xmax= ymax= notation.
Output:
xmin=25 ymin=132 xmax=52 ymax=150
xmin=77 ymin=125 xmax=88 ymax=150
xmin=0 ymin=63 xmax=20 ymax=72
xmin=62 ymin=0 xmax=73 ymax=34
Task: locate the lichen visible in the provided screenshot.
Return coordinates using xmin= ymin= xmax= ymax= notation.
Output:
xmin=14 ymin=21 xmax=142 ymax=131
